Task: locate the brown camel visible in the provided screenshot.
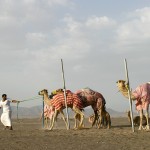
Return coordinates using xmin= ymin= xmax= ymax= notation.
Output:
xmin=38 ymin=89 xmax=84 ymax=130
xmin=50 ymin=88 xmax=107 ymax=129
xmin=88 ymin=110 xmax=111 ymax=129
xmin=117 ymin=80 xmax=150 ymax=130
xmin=126 ymin=110 xmax=147 ymax=126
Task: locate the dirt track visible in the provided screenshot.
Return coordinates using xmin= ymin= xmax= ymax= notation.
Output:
xmin=0 ymin=117 xmax=150 ymax=150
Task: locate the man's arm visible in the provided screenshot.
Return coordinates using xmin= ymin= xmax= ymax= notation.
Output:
xmin=11 ymin=100 xmax=20 ymax=103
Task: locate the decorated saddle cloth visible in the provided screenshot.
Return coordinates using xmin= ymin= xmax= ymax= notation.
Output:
xmin=51 ymin=90 xmax=83 ymax=110
xmin=75 ymin=88 xmax=106 ymax=107
xmin=44 ymin=104 xmax=54 ymax=119
xmin=132 ymin=83 xmax=150 ymax=111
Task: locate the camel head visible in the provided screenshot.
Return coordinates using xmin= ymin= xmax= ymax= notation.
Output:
xmin=38 ymin=89 xmax=48 ymax=96
xmin=116 ymin=80 xmax=136 ymax=100
xmin=49 ymin=88 xmax=64 ymax=98
xmin=51 ymin=88 xmax=63 ymax=95
xmin=116 ymin=80 xmax=126 ymax=89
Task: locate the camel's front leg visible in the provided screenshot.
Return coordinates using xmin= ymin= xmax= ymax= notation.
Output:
xmin=45 ymin=117 xmax=48 ymax=129
xmin=98 ymin=109 xmax=103 ymax=129
xmin=92 ymin=110 xmax=98 ymax=127
xmin=73 ymin=106 xmax=84 ymax=128
xmin=138 ymin=110 xmax=144 ymax=130
xmin=49 ymin=109 xmax=57 ymax=130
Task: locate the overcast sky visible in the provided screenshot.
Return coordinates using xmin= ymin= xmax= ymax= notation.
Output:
xmin=0 ymin=0 xmax=150 ymax=112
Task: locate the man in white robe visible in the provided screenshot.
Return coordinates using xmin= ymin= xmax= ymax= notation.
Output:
xmin=0 ymin=94 xmax=19 ymax=130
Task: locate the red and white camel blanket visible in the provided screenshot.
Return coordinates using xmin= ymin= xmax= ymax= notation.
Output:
xmin=132 ymin=83 xmax=150 ymax=111
xmin=50 ymin=90 xmax=83 ymax=110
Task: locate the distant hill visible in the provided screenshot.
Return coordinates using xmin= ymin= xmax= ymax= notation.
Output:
xmin=0 ymin=105 xmax=127 ymax=118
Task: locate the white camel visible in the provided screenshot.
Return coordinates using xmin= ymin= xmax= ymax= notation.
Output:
xmin=40 ymin=104 xmax=55 ymax=129
xmin=117 ymin=80 xmax=150 ymax=130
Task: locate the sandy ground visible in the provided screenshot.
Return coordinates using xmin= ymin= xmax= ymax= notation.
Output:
xmin=0 ymin=117 xmax=150 ymax=150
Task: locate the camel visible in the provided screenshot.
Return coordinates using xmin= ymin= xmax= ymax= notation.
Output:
xmin=49 ymin=89 xmax=85 ymax=129
xmin=40 ymin=103 xmax=84 ymax=129
xmin=51 ymin=88 xmax=107 ymax=128
xmin=126 ymin=110 xmax=147 ymax=126
xmin=38 ymin=89 xmax=84 ymax=130
xmin=39 ymin=104 xmax=55 ymax=129
xmin=88 ymin=114 xmax=99 ymax=127
xmin=116 ymin=80 xmax=150 ymax=130
xmin=88 ymin=110 xmax=111 ymax=129
xmin=75 ymin=88 xmax=106 ymax=128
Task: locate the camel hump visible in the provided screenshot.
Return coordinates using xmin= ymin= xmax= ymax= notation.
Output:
xmin=133 ymin=83 xmax=150 ymax=100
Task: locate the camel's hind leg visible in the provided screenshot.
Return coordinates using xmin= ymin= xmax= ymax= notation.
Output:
xmin=144 ymin=107 xmax=149 ymax=130
xmin=105 ymin=112 xmax=111 ymax=129
xmin=74 ymin=113 xmax=84 ymax=129
xmin=138 ymin=109 xmax=144 ymax=130
xmin=59 ymin=110 xmax=68 ymax=130
xmin=74 ymin=113 xmax=78 ymax=129
xmin=72 ymin=106 xmax=84 ymax=128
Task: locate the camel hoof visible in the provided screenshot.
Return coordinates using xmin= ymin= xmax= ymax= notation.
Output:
xmin=74 ymin=128 xmax=78 ymax=130
xmin=138 ymin=126 xmax=142 ymax=130
xmin=138 ymin=126 xmax=144 ymax=130
xmin=144 ymin=125 xmax=150 ymax=130
xmin=78 ymin=126 xmax=83 ymax=130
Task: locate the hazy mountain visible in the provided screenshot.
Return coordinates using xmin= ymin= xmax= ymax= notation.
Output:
xmin=0 ymin=105 xmax=127 ymax=119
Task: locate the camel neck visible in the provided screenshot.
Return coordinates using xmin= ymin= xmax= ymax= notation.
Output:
xmin=43 ymin=93 xmax=52 ymax=106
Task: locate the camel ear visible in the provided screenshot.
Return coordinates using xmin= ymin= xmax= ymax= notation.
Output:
xmin=116 ymin=80 xmax=121 ymax=83
xmin=116 ymin=80 xmax=124 ymax=83
xmin=125 ymin=109 xmax=130 ymax=113
xmin=125 ymin=80 xmax=129 ymax=85
xmin=44 ymin=89 xmax=48 ymax=93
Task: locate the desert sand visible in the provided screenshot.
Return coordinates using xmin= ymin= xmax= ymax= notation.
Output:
xmin=0 ymin=117 xmax=150 ymax=150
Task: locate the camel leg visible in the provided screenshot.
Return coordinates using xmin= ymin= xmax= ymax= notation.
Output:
xmin=72 ymin=106 xmax=84 ymax=128
xmin=49 ymin=109 xmax=57 ymax=130
xmin=45 ymin=117 xmax=48 ymax=129
xmin=49 ymin=115 xmax=54 ymax=129
xmin=74 ymin=113 xmax=78 ymax=129
xmin=144 ymin=108 xmax=149 ymax=130
xmin=138 ymin=109 xmax=144 ymax=130
xmin=106 ymin=113 xmax=111 ymax=129
xmin=59 ymin=110 xmax=68 ymax=130
xmin=49 ymin=118 xmax=52 ymax=129
xmin=74 ymin=113 xmax=83 ymax=129
xmin=98 ymin=109 xmax=103 ymax=129
xmin=92 ymin=110 xmax=98 ymax=127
